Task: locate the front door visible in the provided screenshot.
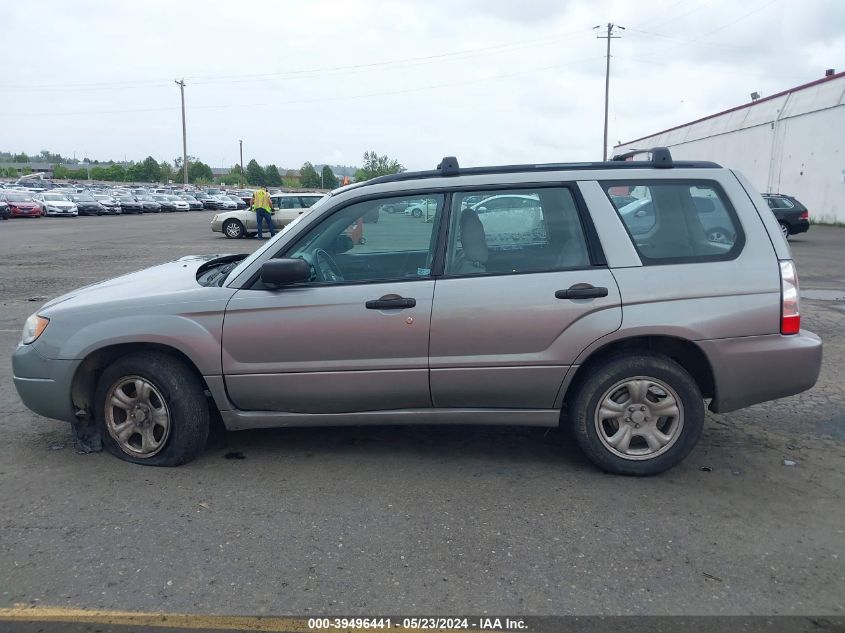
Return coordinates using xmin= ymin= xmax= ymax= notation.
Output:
xmin=222 ymin=193 xmax=444 ymax=413
xmin=429 ymin=185 xmax=622 ymax=409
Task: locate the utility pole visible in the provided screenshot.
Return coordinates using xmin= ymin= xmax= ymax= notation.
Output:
xmin=594 ymin=23 xmax=624 ymax=161
xmin=239 ymin=140 xmax=244 ymax=188
xmin=175 ymin=79 xmax=188 ymax=186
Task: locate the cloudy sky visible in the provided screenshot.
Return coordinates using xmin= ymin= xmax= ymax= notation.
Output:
xmin=1 ymin=0 xmax=842 ymax=171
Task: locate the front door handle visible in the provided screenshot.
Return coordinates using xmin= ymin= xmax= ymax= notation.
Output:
xmin=365 ymin=296 xmax=416 ymax=310
xmin=555 ymin=284 xmax=609 ymax=300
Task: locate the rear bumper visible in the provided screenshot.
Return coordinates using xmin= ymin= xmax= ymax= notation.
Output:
xmin=790 ymin=220 xmax=810 ymax=235
xmin=699 ymin=330 xmax=822 ymax=413
xmin=12 ymin=343 xmax=79 ymax=423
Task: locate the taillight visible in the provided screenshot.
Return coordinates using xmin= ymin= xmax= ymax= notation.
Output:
xmin=799 ymin=211 xmax=809 ymax=220
xmin=780 ymin=260 xmax=800 ymax=334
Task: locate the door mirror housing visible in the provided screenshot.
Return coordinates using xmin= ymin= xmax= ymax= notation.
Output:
xmin=260 ymin=258 xmax=311 ymax=286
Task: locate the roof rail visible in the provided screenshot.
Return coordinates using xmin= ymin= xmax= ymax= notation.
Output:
xmin=610 ymin=146 xmax=674 ymax=168
xmin=437 ymin=156 xmax=460 ymax=176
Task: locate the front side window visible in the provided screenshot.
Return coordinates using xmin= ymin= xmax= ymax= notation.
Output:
xmin=446 ymin=187 xmax=590 ymax=276
xmin=284 ymin=194 xmax=443 ymax=284
xmin=604 ymin=180 xmax=744 ymax=263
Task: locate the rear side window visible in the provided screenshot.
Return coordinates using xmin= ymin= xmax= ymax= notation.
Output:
xmin=603 ymin=180 xmax=744 ymax=264
xmin=445 ymin=187 xmax=591 ymax=276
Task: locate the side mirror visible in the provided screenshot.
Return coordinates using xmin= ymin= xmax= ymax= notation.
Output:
xmin=260 ymin=258 xmax=311 ymax=286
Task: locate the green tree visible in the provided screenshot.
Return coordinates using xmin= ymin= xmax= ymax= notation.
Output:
xmin=245 ymin=159 xmax=265 ymax=186
xmin=264 ymin=164 xmax=282 ymax=187
xmin=354 ymin=150 xmax=405 ymax=182
xmin=2 ymin=167 xmax=16 ymax=177
xmin=53 ymin=164 xmax=70 ymax=179
xmin=21 ymin=165 xmax=32 ymax=175
xmin=159 ymin=161 xmax=174 ymax=183
xmin=299 ymin=162 xmax=321 ymax=188
xmin=138 ymin=156 xmax=161 ymax=182
xmin=13 ymin=153 xmax=28 ymax=162
xmin=188 ymin=161 xmax=213 ymax=184
xmin=320 ymin=165 xmax=339 ymax=189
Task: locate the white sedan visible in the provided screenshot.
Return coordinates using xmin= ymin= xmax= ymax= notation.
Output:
xmin=211 ymin=193 xmax=327 ymax=239
xmin=33 ymin=192 xmax=78 ymax=217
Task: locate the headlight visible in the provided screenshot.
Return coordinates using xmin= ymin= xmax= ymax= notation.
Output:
xmin=22 ymin=314 xmax=49 ymax=345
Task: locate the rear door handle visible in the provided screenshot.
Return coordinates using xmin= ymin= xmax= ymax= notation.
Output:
xmin=555 ymin=285 xmax=609 ymax=300
xmin=365 ymin=297 xmax=416 ymax=310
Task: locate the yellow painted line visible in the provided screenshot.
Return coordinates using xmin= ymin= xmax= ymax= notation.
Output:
xmin=0 ymin=605 xmax=309 ymax=632
xmin=0 ymin=606 xmax=490 ymax=633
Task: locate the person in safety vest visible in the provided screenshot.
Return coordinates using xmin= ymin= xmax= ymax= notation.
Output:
xmin=250 ymin=186 xmax=275 ymax=239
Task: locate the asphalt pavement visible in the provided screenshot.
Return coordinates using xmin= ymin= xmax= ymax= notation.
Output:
xmin=0 ymin=212 xmax=843 ymax=617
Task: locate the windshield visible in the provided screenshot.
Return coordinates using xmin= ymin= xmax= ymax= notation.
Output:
xmin=44 ymin=194 xmax=69 ymax=201
xmin=223 ymin=194 xmax=331 ymax=285
xmin=4 ymin=193 xmax=33 ymax=201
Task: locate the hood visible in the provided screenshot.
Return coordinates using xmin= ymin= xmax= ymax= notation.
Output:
xmin=39 ymin=254 xmax=241 ymax=315
xmin=44 ymin=200 xmax=76 ymax=208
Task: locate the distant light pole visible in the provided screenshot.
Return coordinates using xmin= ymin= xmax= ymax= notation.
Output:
xmin=594 ymin=23 xmax=624 ymax=161
xmin=238 ymin=140 xmax=244 ymax=188
xmin=175 ymin=79 xmax=188 ymax=185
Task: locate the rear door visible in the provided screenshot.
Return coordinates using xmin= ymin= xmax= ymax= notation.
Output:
xmin=429 ymin=185 xmax=622 ymax=409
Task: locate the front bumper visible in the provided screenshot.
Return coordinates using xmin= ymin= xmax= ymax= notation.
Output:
xmin=12 ymin=343 xmax=80 ymax=423
xmin=699 ymin=330 xmax=822 ymax=413
xmin=210 ymin=218 xmax=223 ymax=232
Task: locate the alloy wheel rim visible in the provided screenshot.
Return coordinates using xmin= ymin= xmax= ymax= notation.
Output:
xmin=594 ymin=376 xmax=684 ymax=461
xmin=781 ymin=224 xmax=789 ymax=239
xmin=225 ymin=223 xmax=241 ymax=237
xmin=105 ymin=376 xmax=171 ymax=458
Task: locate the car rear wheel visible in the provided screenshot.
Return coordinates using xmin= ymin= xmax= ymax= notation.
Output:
xmin=411 ymin=208 xmax=423 ymax=218
xmin=780 ymin=222 xmax=790 ymax=240
xmin=569 ymin=353 xmax=704 ymax=476
xmin=94 ymin=352 xmax=209 ymax=466
xmin=223 ymin=219 xmax=246 ymax=239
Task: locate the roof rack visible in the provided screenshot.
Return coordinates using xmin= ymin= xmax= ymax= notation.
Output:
xmin=610 ymin=146 xmax=673 ymax=167
xmin=349 ymin=148 xmax=720 ymax=190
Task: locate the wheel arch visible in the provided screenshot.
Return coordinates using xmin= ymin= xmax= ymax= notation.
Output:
xmin=561 ymin=335 xmax=716 ymax=416
xmin=71 ymin=342 xmax=216 ymax=417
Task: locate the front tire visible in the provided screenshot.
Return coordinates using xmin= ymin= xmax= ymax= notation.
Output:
xmin=569 ymin=353 xmax=704 ymax=476
xmin=223 ymin=219 xmax=245 ymax=239
xmin=94 ymin=352 xmax=209 ymax=466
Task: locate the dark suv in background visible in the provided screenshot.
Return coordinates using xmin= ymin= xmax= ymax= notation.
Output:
xmin=762 ymin=194 xmax=810 ymax=239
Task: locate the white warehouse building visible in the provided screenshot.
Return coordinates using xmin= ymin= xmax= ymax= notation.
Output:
xmin=614 ymin=70 xmax=845 ymax=223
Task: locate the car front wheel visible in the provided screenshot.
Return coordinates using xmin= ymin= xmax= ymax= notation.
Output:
xmin=570 ymin=353 xmax=704 ymax=476
xmin=94 ymin=352 xmax=210 ymax=466
xmin=223 ymin=219 xmax=245 ymax=238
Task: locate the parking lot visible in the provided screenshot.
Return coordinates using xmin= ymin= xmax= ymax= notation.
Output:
xmin=0 ymin=213 xmax=843 ymax=616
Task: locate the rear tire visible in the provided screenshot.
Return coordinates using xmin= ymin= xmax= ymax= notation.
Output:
xmin=779 ymin=222 xmax=790 ymax=240
xmin=569 ymin=353 xmax=704 ymax=476
xmin=94 ymin=352 xmax=209 ymax=466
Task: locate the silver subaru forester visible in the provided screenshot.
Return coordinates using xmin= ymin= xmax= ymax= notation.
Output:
xmin=12 ymin=149 xmax=822 ymax=475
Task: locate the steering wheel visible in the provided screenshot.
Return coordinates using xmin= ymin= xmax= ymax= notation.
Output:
xmin=313 ymin=248 xmax=344 ymax=282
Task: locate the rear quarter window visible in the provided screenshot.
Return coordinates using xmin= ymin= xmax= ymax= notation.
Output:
xmin=602 ymin=180 xmax=745 ymax=265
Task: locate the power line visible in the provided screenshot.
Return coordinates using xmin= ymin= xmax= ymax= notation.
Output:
xmin=4 ymin=28 xmax=592 ymax=93
xmin=0 ymin=55 xmax=606 ymax=118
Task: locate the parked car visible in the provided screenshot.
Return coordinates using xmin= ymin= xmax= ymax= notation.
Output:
xmin=33 ymin=192 xmax=78 ymax=217
xmin=0 ymin=199 xmax=10 ymax=220
xmin=212 ymin=195 xmax=238 ymax=211
xmin=152 ymin=195 xmax=178 ymax=212
xmin=135 ymin=195 xmax=162 ymax=213
xmin=193 ymin=192 xmax=222 ymax=210
xmin=227 ymin=195 xmax=248 ymax=210
xmin=116 ymin=195 xmax=143 ymax=215
xmin=614 ymin=192 xmax=739 ymax=245
xmin=69 ymin=194 xmax=107 ymax=217
xmin=164 ymin=195 xmax=190 ymax=212
xmin=762 ymin=194 xmax=810 ymax=239
xmin=91 ymin=194 xmax=122 ymax=215
xmin=1 ymin=192 xmax=42 ymax=218
xmin=12 ymin=149 xmax=821 ymax=475
xmin=178 ymin=195 xmax=203 ymax=210
xmin=211 ymin=193 xmax=327 ymax=238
